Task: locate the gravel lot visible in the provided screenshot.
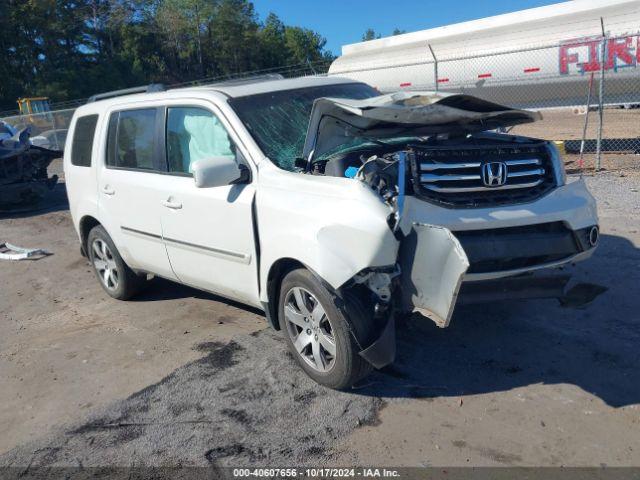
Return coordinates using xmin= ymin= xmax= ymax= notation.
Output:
xmin=512 ymin=107 xmax=640 ymax=141
xmin=1 ymin=168 xmax=639 ymax=468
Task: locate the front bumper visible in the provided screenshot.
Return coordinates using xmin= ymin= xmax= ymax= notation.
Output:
xmin=456 ymin=223 xmax=598 ymax=281
xmin=355 ymin=178 xmax=599 ymax=369
xmin=458 ymin=273 xmax=571 ymax=304
xmin=400 ymin=177 xmax=599 ymax=281
xmin=401 ymin=177 xmax=597 ymax=234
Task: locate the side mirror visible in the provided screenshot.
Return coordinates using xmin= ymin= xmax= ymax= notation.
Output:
xmin=192 ymin=156 xmax=250 ymax=188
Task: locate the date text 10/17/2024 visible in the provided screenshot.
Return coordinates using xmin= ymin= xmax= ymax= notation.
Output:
xmin=232 ymin=468 xmax=401 ymax=478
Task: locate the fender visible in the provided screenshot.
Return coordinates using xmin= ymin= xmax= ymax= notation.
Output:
xmin=256 ymin=162 xmax=400 ymax=303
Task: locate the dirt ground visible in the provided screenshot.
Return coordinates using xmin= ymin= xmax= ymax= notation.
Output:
xmin=1 ymin=167 xmax=639 ymax=468
xmin=511 ymin=107 xmax=640 ymax=141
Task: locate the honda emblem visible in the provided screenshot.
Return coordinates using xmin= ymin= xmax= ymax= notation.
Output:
xmin=482 ymin=162 xmax=508 ymax=187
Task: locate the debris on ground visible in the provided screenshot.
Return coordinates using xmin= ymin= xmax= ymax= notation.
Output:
xmin=0 ymin=124 xmax=61 ymax=211
xmin=0 ymin=242 xmax=51 ymax=260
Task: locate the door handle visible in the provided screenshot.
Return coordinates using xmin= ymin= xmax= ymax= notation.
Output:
xmin=162 ymin=199 xmax=182 ymax=210
xmin=102 ymin=185 xmax=115 ymax=196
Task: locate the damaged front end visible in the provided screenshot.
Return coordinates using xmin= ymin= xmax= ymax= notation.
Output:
xmin=341 ymin=222 xmax=471 ymax=369
xmin=348 ymin=149 xmax=471 ymax=327
xmin=0 ymin=125 xmax=60 ymax=211
xmin=304 ymin=91 xmax=596 ymax=369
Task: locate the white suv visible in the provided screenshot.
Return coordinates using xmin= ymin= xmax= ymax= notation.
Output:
xmin=64 ymin=76 xmax=599 ymax=388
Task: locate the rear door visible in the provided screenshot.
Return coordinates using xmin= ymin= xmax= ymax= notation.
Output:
xmin=158 ymin=103 xmax=259 ymax=305
xmin=98 ymin=107 xmax=177 ymax=280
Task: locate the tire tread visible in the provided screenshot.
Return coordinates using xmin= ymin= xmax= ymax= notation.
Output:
xmin=279 ymin=268 xmax=374 ymax=389
xmin=87 ymin=225 xmax=145 ymax=300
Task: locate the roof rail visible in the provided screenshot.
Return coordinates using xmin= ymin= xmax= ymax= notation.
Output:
xmin=86 ymin=84 xmax=166 ymax=103
xmin=204 ymin=73 xmax=284 ymax=88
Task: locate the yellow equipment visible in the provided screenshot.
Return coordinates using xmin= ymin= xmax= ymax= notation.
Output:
xmin=17 ymin=97 xmax=51 ymax=115
xmin=16 ymin=97 xmax=53 ymax=131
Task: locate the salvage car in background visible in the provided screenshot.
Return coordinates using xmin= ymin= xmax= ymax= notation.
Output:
xmin=0 ymin=121 xmax=60 ymax=210
xmin=63 ymin=76 xmax=599 ymax=388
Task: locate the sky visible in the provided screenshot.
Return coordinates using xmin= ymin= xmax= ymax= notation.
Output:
xmin=251 ymin=0 xmax=562 ymax=54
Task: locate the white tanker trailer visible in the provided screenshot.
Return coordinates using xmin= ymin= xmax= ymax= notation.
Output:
xmin=328 ymin=0 xmax=640 ymax=109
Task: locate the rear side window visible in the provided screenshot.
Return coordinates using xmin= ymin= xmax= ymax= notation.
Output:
xmin=106 ymin=109 xmax=157 ymax=170
xmin=71 ymin=114 xmax=98 ymax=167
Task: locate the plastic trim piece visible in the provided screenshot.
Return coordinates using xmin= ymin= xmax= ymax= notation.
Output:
xmin=358 ymin=315 xmax=396 ymax=369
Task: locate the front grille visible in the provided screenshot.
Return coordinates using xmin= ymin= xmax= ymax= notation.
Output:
xmin=409 ymin=142 xmax=556 ymax=208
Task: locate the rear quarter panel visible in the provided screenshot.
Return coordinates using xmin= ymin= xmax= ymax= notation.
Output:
xmin=63 ymin=107 xmax=104 ymax=242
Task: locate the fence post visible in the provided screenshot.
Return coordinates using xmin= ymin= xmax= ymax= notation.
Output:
xmin=428 ymin=44 xmax=438 ymax=91
xmin=595 ymin=18 xmax=606 ymax=171
xmin=579 ymin=72 xmax=595 ymax=168
xmin=306 ymin=59 xmax=317 ymax=76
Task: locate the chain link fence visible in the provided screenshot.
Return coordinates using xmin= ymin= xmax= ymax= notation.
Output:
xmin=0 ymin=60 xmax=332 ymax=152
xmin=330 ymin=31 xmax=640 ymax=172
xmin=0 ymin=108 xmax=76 ymax=151
xmin=438 ymin=34 xmax=640 ymax=172
xmin=2 ymin=34 xmax=639 ymax=172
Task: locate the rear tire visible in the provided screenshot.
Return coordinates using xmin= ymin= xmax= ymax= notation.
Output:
xmin=87 ymin=225 xmax=145 ymax=300
xmin=279 ymin=268 xmax=373 ymax=389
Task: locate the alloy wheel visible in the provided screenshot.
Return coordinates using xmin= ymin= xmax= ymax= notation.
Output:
xmin=284 ymin=286 xmax=336 ymax=373
xmin=91 ymin=238 xmax=119 ymax=292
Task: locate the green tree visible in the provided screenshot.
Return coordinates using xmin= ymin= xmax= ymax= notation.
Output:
xmin=0 ymin=0 xmax=335 ymax=111
xmin=362 ymin=28 xmax=381 ymax=41
xmin=258 ymin=13 xmax=288 ymax=68
xmin=207 ymin=0 xmax=260 ymax=75
xmin=157 ymin=0 xmax=215 ymax=78
xmin=284 ymin=26 xmax=332 ymax=65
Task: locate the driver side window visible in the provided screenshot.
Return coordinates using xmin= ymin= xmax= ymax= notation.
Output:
xmin=166 ymin=107 xmax=236 ymax=175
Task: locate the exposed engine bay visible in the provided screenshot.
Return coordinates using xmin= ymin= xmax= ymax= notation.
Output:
xmin=302 ymin=91 xmax=552 ymax=213
xmin=311 ymin=131 xmax=557 ymax=212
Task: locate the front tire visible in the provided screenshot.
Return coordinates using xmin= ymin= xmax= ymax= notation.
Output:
xmin=279 ymin=269 xmax=373 ymax=389
xmin=87 ymin=225 xmax=144 ymax=300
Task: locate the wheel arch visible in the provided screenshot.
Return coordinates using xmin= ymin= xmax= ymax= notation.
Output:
xmin=263 ymin=256 xmax=367 ymax=331
xmin=79 ymin=215 xmax=101 ymax=256
xmin=264 ymin=257 xmax=307 ymax=330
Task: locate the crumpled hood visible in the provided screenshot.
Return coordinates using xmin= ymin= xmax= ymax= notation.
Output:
xmin=302 ymin=91 xmax=542 ymax=161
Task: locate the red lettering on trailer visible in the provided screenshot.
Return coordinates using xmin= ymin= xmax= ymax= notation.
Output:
xmin=478 ymin=73 xmax=492 ymax=78
xmin=607 ymin=36 xmax=636 ymax=69
xmin=559 ymin=42 xmax=579 ymax=74
xmin=400 ymin=82 xmax=412 ymax=87
xmin=437 ymin=78 xmax=450 ymax=83
xmin=581 ymin=40 xmax=603 ymax=72
xmin=524 ymin=67 xmax=540 ymax=73
xmin=559 ymin=36 xmax=601 ymax=74
xmin=559 ymin=35 xmax=639 ymax=74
